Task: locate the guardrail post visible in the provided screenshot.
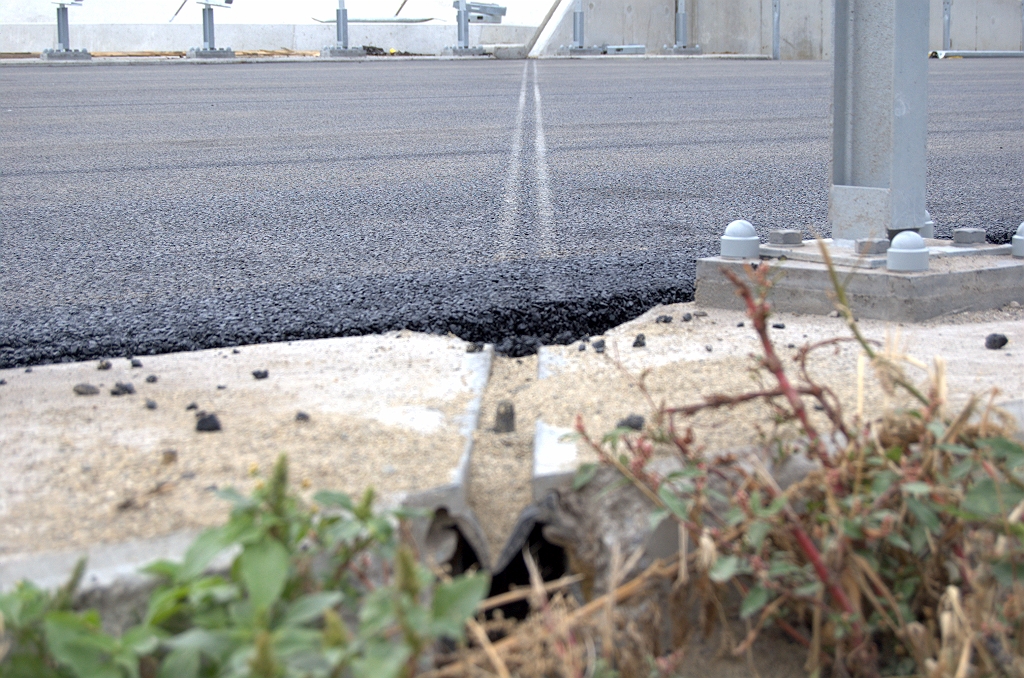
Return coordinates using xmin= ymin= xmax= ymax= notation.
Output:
xmin=829 ymin=0 xmax=929 ymax=241
xmin=41 ymin=1 xmax=91 ymax=60
xmin=772 ymin=0 xmax=781 ymax=59
xmin=573 ymin=0 xmax=584 ymax=48
xmin=336 ymin=0 xmax=349 ymax=48
xmin=943 ymin=0 xmax=952 ymax=51
xmin=56 ymin=4 xmax=70 ymax=51
xmin=457 ymin=0 xmax=470 ymax=48
xmin=202 ymin=5 xmax=215 ymax=49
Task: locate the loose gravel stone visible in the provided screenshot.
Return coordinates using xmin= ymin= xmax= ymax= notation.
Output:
xmin=217 ymin=385 xmax=227 ymax=390
xmin=617 ymin=414 xmax=645 ymax=430
xmin=0 ymin=380 xmax=6 ymax=385
xmin=130 ymin=359 xmax=143 ymax=368
xmin=682 ymin=313 xmax=693 ymax=322
xmin=252 ymin=370 xmax=269 ymax=380
xmin=466 ymin=342 xmax=485 ymax=353
xmin=578 ymin=343 xmax=586 ymax=351
xmin=593 ymin=339 xmax=606 ymax=354
xmin=773 ymin=323 xmax=786 ymax=329
xmin=633 ymin=333 xmax=646 ymax=348
xmin=705 ymin=345 xmax=713 ymax=352
xmin=737 ymin=322 xmax=745 ymax=327
xmin=110 ymin=382 xmax=135 ymax=396
xmin=694 ymin=311 xmax=708 ymax=318
xmin=655 ymin=315 xmax=673 ymax=324
xmin=985 ymin=333 xmax=1009 ymax=350
xmin=98 ymin=360 xmax=112 ymax=371
xmin=295 ymin=411 xmax=310 ymax=422
xmin=145 ymin=399 xmax=157 ymax=410
xmin=145 ymin=375 xmax=158 ymax=383
xmin=24 ymin=368 xmax=31 ymax=373
xmin=186 ymin=402 xmax=198 ymax=410
xmin=196 ymin=413 xmax=222 ymax=432
xmin=73 ymin=383 xmax=99 ymax=396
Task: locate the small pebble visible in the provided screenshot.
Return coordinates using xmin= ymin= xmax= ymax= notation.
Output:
xmin=217 ymin=385 xmax=227 ymax=390
xmin=578 ymin=343 xmax=586 ymax=351
xmin=1008 ymin=301 xmax=1020 ymax=308
xmin=682 ymin=313 xmax=693 ymax=322
xmin=162 ymin=449 xmax=178 ymax=464
xmin=737 ymin=322 xmax=745 ymax=327
xmin=98 ymin=360 xmax=112 ymax=371
xmin=617 ymin=414 xmax=645 ymax=431
xmin=24 ymin=368 xmax=32 ymax=373
xmin=110 ymin=382 xmax=135 ymax=396
xmin=694 ymin=311 xmax=708 ymax=317
xmin=813 ymin=404 xmax=825 ymax=412
xmin=73 ymin=383 xmax=100 ymax=396
xmin=593 ymin=339 xmax=606 ymax=354
xmin=0 ymin=379 xmax=6 ymax=385
xmin=828 ymin=310 xmax=841 ymax=318
xmin=985 ymin=333 xmax=1009 ymax=350
xmin=232 ymin=349 xmax=240 ymax=354
xmin=252 ymin=370 xmax=269 ymax=380
xmin=296 ymin=411 xmax=310 ymax=422
xmin=705 ymin=345 xmax=713 ymax=352
xmin=772 ymin=323 xmax=786 ymax=329
xmin=632 ymin=333 xmax=646 ymax=348
xmin=196 ymin=413 xmax=222 ymax=432
xmin=145 ymin=375 xmax=158 ymax=383
xmin=494 ymin=401 xmax=515 ymax=433
xmin=466 ymin=341 xmax=484 ymax=353
xmin=655 ymin=315 xmax=673 ymax=324
xmin=186 ymin=402 xmax=198 ymax=411
xmin=145 ymin=399 xmax=157 ymax=410
xmin=130 ymin=359 xmax=143 ymax=368
xmin=203 ymin=484 xmax=219 ymax=492
xmin=788 ymin=343 xmax=795 ymax=349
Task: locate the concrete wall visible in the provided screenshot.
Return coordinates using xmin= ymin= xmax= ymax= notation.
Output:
xmin=0 ymin=23 xmax=535 ymax=54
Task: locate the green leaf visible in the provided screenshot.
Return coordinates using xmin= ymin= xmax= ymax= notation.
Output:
xmin=740 ymin=585 xmax=771 ymax=619
xmin=884 ymin=533 xmax=912 ymax=552
xmin=648 ymin=508 xmax=670 ymax=532
xmin=351 ymin=641 xmax=411 ymax=678
xmin=314 ymin=491 xmax=355 ymax=511
xmin=281 ymin=592 xmax=343 ymax=628
xmin=573 ymin=463 xmax=599 ymax=491
xmin=900 ymin=482 xmax=932 ymax=497
xmin=158 ymin=647 xmax=200 ymax=678
xmin=745 ymin=521 xmax=772 ymax=550
xmin=926 ymin=421 xmax=946 ymax=439
xmin=657 ymin=485 xmax=690 ymax=521
xmin=431 ymin=572 xmax=491 ymax=639
xmin=177 ymin=525 xmax=236 ymax=582
xmin=979 ymin=437 xmax=1024 ymax=468
xmin=767 ymin=559 xmax=801 ymax=578
xmin=121 ymin=625 xmax=162 ymax=655
xmin=794 ymin=582 xmax=822 ymax=598
xmin=708 ymin=556 xmax=741 ymax=583
xmin=43 ymin=612 xmax=123 ymax=678
xmin=239 ymin=538 xmax=290 ymax=614
xmin=949 ymin=459 xmax=976 ymax=482
xmin=141 ymin=559 xmax=180 ymax=581
xmin=906 ymin=498 xmax=942 ymax=534
xmin=358 ymin=589 xmax=395 ymax=638
xmin=963 ymin=479 xmax=1024 ymax=518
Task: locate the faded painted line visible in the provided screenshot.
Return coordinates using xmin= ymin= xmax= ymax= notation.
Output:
xmin=532 ymin=60 xmax=555 ymax=256
xmin=495 ymin=61 xmax=530 ymax=260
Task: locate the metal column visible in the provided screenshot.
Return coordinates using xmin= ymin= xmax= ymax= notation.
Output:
xmin=457 ymin=0 xmax=469 ymax=49
xmin=573 ymin=0 xmax=584 ymax=48
xmin=56 ymin=5 xmax=70 ymax=51
xmin=771 ymin=0 xmax=781 ymax=60
xmin=828 ymin=0 xmax=930 ymax=241
xmin=336 ymin=0 xmax=349 ymax=48
xmin=674 ymin=0 xmax=688 ymax=47
xmin=943 ymin=0 xmax=952 ymax=51
xmin=202 ymin=5 xmax=215 ymax=50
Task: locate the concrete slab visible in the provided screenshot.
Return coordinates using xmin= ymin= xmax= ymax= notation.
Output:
xmin=758 ymin=238 xmax=1014 ymax=269
xmin=696 ymin=254 xmax=1024 ymax=321
xmin=0 ymin=332 xmax=492 ymax=590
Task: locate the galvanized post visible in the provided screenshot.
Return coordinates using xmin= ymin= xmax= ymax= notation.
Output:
xmin=772 ymin=0 xmax=780 ymax=60
xmin=829 ymin=0 xmax=930 ymax=241
xmin=942 ymin=0 xmax=952 ymax=51
xmin=56 ymin=4 xmax=70 ymax=51
xmin=675 ymin=0 xmax=688 ymax=46
xmin=337 ymin=0 xmax=349 ymax=49
xmin=202 ymin=5 xmax=215 ymax=50
xmin=573 ymin=0 xmax=584 ymax=48
xmin=457 ymin=0 xmax=469 ymax=49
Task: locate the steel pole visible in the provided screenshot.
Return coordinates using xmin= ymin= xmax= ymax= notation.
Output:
xmin=337 ymin=0 xmax=349 ymax=48
xmin=573 ymin=0 xmax=584 ymax=48
xmin=457 ymin=0 xmax=469 ymax=48
xmin=202 ymin=6 xmax=215 ymax=50
xmin=675 ymin=0 xmax=688 ymax=46
xmin=943 ymin=0 xmax=952 ymax=51
xmin=56 ymin=5 xmax=70 ymax=51
xmin=772 ymin=0 xmax=781 ymax=60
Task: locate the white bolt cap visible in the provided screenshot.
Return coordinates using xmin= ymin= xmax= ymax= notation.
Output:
xmin=920 ymin=210 xmax=935 ymax=239
xmin=721 ymin=220 xmax=760 ymax=259
xmin=1013 ymin=222 xmax=1024 ymax=258
xmin=887 ymin=231 xmax=929 ymax=271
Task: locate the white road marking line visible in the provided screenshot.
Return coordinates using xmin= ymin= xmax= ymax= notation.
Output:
xmin=496 ymin=62 xmax=530 ymax=259
xmin=532 ymin=61 xmax=555 ymax=256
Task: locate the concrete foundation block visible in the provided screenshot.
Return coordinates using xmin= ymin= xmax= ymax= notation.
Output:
xmin=856 ymin=238 xmax=890 ymax=255
xmin=320 ymin=46 xmax=365 ymax=58
xmin=187 ymin=47 xmax=235 ymax=58
xmin=953 ymin=227 xmax=986 ymax=246
xmin=663 ymin=44 xmax=703 ymax=54
xmin=40 ymin=48 xmax=91 ymax=61
xmin=1014 ymin=223 xmax=1024 ymax=258
xmin=695 ymin=255 xmax=1024 ymax=322
xmin=567 ymin=45 xmax=605 ymax=56
xmin=769 ymin=229 xmax=803 ymax=246
xmin=445 ymin=46 xmax=486 ymax=56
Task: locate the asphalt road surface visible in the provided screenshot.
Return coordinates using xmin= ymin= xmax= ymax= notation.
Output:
xmin=1 ymin=58 xmax=1021 ymax=366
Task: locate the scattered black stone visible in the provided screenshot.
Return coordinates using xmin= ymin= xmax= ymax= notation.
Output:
xmin=466 ymin=341 xmax=485 ymax=353
xmin=24 ymin=368 xmax=32 ymax=373
xmin=788 ymin=343 xmax=796 ymax=349
xmin=682 ymin=313 xmax=693 ymax=322
xmin=196 ymin=413 xmax=221 ymax=432
xmin=252 ymin=370 xmax=269 ymax=380
xmin=655 ymin=315 xmax=673 ymax=324
xmin=705 ymin=345 xmax=713 ymax=352
xmin=593 ymin=339 xmax=606 ymax=354
xmin=737 ymin=322 xmax=745 ymax=327
xmin=145 ymin=374 xmax=158 ymax=383
xmin=130 ymin=358 xmax=143 ymax=368
xmin=578 ymin=343 xmax=586 ymax=351
xmin=186 ymin=402 xmax=198 ymax=410
xmin=494 ymin=400 xmax=515 ymax=433
xmin=985 ymin=333 xmax=1008 ymax=350
xmin=98 ymin=360 xmax=112 ymax=371
xmin=813 ymin=404 xmax=825 ymax=411
xmin=632 ymin=333 xmax=646 ymax=348
xmin=110 ymin=382 xmax=135 ymax=396
xmin=694 ymin=311 xmax=708 ymax=317
xmin=772 ymin=323 xmax=786 ymax=329
xmin=217 ymin=385 xmax=227 ymax=390
xmin=145 ymin=399 xmax=157 ymax=410
xmin=232 ymin=349 xmax=240 ymax=354
xmin=295 ymin=411 xmax=310 ymax=422
xmin=73 ymin=383 xmax=100 ymax=396
xmin=617 ymin=414 xmax=645 ymax=431
xmin=0 ymin=379 xmax=6 ymax=385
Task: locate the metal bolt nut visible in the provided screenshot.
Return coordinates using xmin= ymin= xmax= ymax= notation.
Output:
xmin=855 ymin=238 xmax=889 ymax=255
xmin=768 ymin=229 xmax=803 ymax=246
xmin=952 ymin=227 xmax=986 ymax=246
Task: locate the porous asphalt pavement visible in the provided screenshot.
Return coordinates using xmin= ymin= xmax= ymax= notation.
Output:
xmin=1 ymin=58 xmax=1021 ymax=366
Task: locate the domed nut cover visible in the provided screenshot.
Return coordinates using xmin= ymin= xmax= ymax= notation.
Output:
xmin=1012 ymin=222 xmax=1024 ymax=258
xmin=721 ymin=220 xmax=760 ymax=259
xmin=887 ymin=231 xmax=929 ymax=272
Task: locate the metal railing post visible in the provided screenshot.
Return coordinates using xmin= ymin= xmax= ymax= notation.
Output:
xmin=56 ymin=4 xmax=70 ymax=51
xmin=457 ymin=0 xmax=469 ymax=48
xmin=772 ymin=0 xmax=781 ymax=60
xmin=674 ymin=0 xmax=688 ymax=47
xmin=202 ymin=5 xmax=215 ymax=50
xmin=337 ymin=0 xmax=349 ymax=48
xmin=573 ymin=0 xmax=584 ymax=48
xmin=943 ymin=0 xmax=952 ymax=51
